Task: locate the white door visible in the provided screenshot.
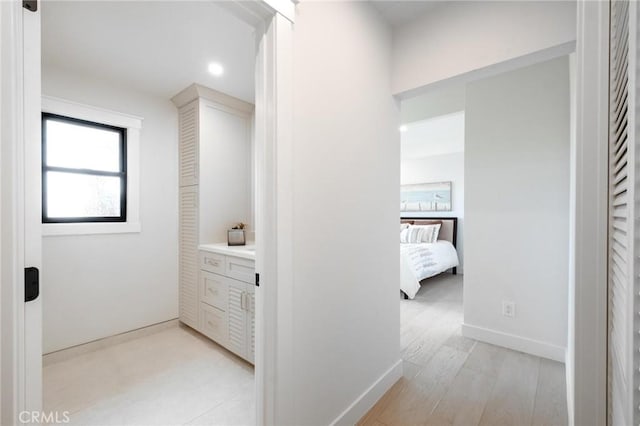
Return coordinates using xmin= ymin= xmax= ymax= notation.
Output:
xmin=607 ymin=0 xmax=639 ymax=424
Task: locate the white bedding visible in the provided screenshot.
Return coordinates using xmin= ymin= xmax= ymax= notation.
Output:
xmin=400 ymin=241 xmax=459 ymax=299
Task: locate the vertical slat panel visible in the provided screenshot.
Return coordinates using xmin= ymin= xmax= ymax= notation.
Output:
xmin=248 ymin=285 xmax=255 ymax=363
xmin=608 ymin=1 xmax=638 ymax=425
xmin=227 ymin=279 xmax=247 ymax=358
xmin=178 ymin=100 xmax=199 ymax=329
xmin=179 ymin=185 xmax=198 ymax=327
xmin=631 ymin=1 xmax=640 ymax=424
xmin=179 ymin=100 xmax=199 ymax=187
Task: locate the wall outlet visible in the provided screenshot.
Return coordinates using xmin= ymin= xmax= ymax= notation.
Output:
xmin=502 ymin=301 xmax=515 ymax=318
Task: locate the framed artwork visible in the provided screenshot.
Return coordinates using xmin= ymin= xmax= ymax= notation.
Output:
xmin=401 ymin=181 xmax=452 ymax=212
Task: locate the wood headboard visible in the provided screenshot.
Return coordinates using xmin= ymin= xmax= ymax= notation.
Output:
xmin=401 ymin=217 xmax=458 ymax=249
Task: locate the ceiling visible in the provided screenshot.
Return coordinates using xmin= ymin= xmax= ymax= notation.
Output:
xmin=42 ymin=1 xmax=256 ymax=102
xmin=401 ymin=111 xmax=465 ymax=160
xmin=370 ymin=1 xmax=442 ymax=27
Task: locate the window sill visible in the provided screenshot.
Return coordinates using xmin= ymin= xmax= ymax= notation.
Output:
xmin=42 ymin=222 xmax=141 ymax=237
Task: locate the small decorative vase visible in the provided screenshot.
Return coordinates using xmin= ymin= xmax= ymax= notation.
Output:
xmin=227 ymin=229 xmax=246 ymax=246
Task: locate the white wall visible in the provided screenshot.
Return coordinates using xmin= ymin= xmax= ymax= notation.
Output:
xmin=199 ymin=102 xmax=252 ymax=244
xmin=401 ymin=84 xmax=465 ymax=124
xmin=392 ymin=1 xmax=576 ymax=95
xmin=42 ymin=65 xmax=178 ymax=353
xmin=291 ymin=2 xmax=400 ymax=424
xmin=463 ymin=56 xmax=570 ymax=359
xmin=401 ymin=152 xmax=464 ymax=272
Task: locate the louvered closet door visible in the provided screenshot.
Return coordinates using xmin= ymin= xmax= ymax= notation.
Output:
xmin=608 ymin=1 xmax=639 ymax=424
xmin=179 ymin=100 xmax=199 ymax=187
xmin=179 ymin=185 xmax=199 ymax=328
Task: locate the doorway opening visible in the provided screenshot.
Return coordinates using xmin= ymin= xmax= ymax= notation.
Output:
xmin=366 ymin=53 xmax=575 ymax=425
xmin=40 ymin=2 xmax=258 ymax=424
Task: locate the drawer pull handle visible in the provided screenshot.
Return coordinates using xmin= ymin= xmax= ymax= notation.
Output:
xmin=205 ymin=258 xmax=220 ymax=267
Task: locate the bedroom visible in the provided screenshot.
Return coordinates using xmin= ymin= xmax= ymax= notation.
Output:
xmin=376 ymin=50 xmax=572 ymax=424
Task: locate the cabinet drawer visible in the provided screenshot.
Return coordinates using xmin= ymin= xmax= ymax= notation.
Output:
xmin=225 ymin=256 xmax=255 ymax=283
xmin=200 ymin=251 xmax=225 ymax=274
xmin=199 ymin=271 xmax=228 ymax=311
xmin=199 ymin=302 xmax=228 ymax=343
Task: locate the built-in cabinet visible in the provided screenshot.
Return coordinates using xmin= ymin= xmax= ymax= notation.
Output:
xmin=199 ymin=247 xmax=255 ymax=363
xmin=173 ymin=84 xmax=255 ymax=364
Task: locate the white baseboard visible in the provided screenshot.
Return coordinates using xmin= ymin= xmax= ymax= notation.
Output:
xmin=330 ymin=359 xmax=403 ymax=426
xmin=461 ymin=323 xmax=565 ymax=363
xmin=43 ymin=318 xmax=179 ymax=365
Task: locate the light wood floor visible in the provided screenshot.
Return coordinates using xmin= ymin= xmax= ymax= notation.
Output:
xmin=43 ymin=324 xmax=254 ymax=425
xmin=359 ymin=273 xmax=568 ymax=426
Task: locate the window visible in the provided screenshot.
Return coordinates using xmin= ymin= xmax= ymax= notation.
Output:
xmin=42 ymin=113 xmax=127 ymax=223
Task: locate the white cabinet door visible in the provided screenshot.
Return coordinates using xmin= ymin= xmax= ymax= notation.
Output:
xmin=179 ymin=186 xmax=199 ymax=328
xmin=227 ymin=278 xmax=248 ymax=359
xmin=247 ymin=285 xmax=255 ymax=364
xmin=178 ymin=100 xmax=199 ymax=187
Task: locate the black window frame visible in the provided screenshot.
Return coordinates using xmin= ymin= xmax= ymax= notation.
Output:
xmin=42 ymin=112 xmax=127 ymax=223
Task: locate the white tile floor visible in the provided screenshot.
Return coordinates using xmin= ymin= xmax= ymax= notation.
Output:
xmin=44 ymin=324 xmax=254 ymax=426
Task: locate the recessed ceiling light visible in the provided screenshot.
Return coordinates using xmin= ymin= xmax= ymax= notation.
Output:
xmin=399 ymin=125 xmax=408 ymax=133
xmin=208 ymin=62 xmax=224 ymax=77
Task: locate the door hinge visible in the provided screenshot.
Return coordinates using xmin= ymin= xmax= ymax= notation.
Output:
xmin=23 ymin=0 xmax=37 ymax=12
xmin=255 ymin=273 xmax=260 ymax=287
xmin=25 ymin=267 xmax=39 ymax=302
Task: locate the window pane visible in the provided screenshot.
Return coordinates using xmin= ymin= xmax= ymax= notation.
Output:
xmin=46 ymin=172 xmax=121 ymax=218
xmin=45 ymin=119 xmax=122 ymax=172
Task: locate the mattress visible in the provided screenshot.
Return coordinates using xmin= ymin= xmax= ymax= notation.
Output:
xmin=400 ymin=241 xmax=459 ymax=299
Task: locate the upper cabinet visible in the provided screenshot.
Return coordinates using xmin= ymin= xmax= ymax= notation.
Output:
xmin=178 ymin=100 xmax=200 ymax=187
xmin=172 ymin=84 xmax=254 ymax=243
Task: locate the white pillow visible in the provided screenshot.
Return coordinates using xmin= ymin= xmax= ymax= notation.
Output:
xmin=412 ymin=224 xmax=441 ymax=243
xmin=401 ymin=225 xmax=423 ymax=243
xmin=400 ymin=226 xmax=411 ymax=243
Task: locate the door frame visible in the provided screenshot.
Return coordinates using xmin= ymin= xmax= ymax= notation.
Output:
xmin=0 ymin=1 xmax=295 ymax=425
xmin=228 ymin=2 xmax=295 ymax=424
xmin=1 ymin=2 xmax=40 ymax=423
xmin=571 ymin=1 xmax=609 ymax=425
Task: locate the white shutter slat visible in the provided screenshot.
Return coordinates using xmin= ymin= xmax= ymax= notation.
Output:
xmin=245 ymin=286 xmax=255 ymax=364
xmin=179 ymin=101 xmax=199 ymax=187
xmin=227 ymin=280 xmax=247 ymax=358
xmin=179 ymin=186 xmax=198 ymax=328
xmin=608 ymin=1 xmax=638 ymax=425
xmin=633 ymin=0 xmax=640 ymax=422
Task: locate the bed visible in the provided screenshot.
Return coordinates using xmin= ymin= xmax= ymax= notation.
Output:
xmin=400 ymin=218 xmax=459 ymax=299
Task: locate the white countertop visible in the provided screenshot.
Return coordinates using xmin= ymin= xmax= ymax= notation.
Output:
xmin=198 ymin=242 xmax=256 ymax=260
